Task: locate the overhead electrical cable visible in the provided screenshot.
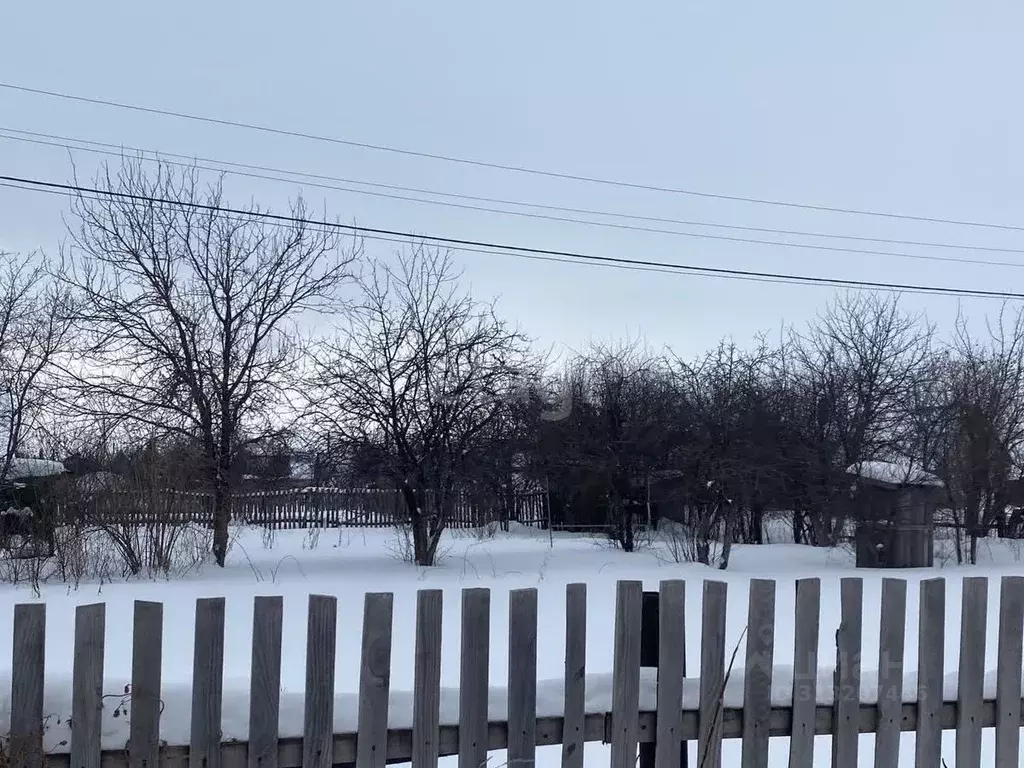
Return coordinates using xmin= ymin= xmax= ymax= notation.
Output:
xmin=4 ymin=81 xmax=1024 ymax=233
xmin=3 ymin=128 xmax=1024 ymax=270
xmin=3 ymin=172 xmax=1024 ymax=301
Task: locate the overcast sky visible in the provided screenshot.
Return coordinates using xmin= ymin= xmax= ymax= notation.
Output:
xmin=3 ymin=1 xmax=1024 ymax=359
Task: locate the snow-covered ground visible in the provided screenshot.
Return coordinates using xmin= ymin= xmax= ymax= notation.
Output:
xmin=1 ymin=520 xmax=1023 ymax=766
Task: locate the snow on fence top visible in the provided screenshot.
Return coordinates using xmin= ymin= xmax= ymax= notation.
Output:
xmin=846 ymin=460 xmax=944 ymax=488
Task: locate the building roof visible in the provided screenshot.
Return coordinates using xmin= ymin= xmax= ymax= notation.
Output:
xmin=847 ymin=461 xmax=944 ymax=489
xmin=2 ymin=457 xmax=67 ymax=481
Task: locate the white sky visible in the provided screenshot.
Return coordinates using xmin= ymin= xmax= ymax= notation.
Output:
xmin=3 ymin=1 xmax=1024 ymax=359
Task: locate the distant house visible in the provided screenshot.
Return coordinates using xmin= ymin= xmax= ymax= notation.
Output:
xmin=1 ymin=457 xmax=67 ymax=511
xmin=848 ymin=460 xmax=943 ymax=568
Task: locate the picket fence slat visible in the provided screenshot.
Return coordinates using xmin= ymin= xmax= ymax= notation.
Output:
xmin=955 ymin=577 xmax=987 ymax=768
xmin=130 ymin=601 xmax=164 ymax=768
xmin=357 ymin=593 xmax=394 ymax=768
xmin=562 ymin=583 xmax=587 ymax=768
xmin=71 ymin=603 xmax=105 ymax=768
xmin=17 ymin=573 xmax=1024 ymax=768
xmin=508 ymin=588 xmax=539 ymax=768
xmin=788 ymin=578 xmax=819 ymax=768
xmin=741 ymin=579 xmax=775 ymax=768
xmin=412 ymin=590 xmax=443 ymax=768
xmin=698 ymin=581 xmax=728 ymax=768
xmin=995 ymin=576 xmax=1024 ymax=767
xmin=874 ymin=578 xmax=907 ymax=768
xmin=10 ymin=603 xmax=46 ymax=768
xmin=654 ymin=580 xmax=685 ymax=768
xmin=250 ymin=596 xmax=284 ymax=768
xmin=915 ymin=578 xmax=946 ymax=768
xmin=832 ymin=578 xmax=863 ymax=768
xmin=191 ymin=597 xmax=226 ymax=768
xmin=304 ymin=595 xmax=338 ymax=768
xmin=458 ymin=588 xmax=490 ymax=768
xmin=610 ymin=581 xmax=642 ymax=768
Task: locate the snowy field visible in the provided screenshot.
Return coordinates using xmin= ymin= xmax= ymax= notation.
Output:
xmin=1 ymin=520 xmax=1023 ymax=767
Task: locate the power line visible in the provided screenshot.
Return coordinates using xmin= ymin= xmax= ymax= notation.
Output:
xmin=6 ymin=125 xmax=1022 ymax=255
xmin=4 ymin=80 xmax=1024 ymax=234
xmin=2 ymin=176 xmax=856 ymax=291
xmin=5 ymin=127 xmax=1024 ymax=271
xmin=3 ymin=172 xmax=1024 ymax=301
xmin=4 ymin=175 xmax=977 ymax=297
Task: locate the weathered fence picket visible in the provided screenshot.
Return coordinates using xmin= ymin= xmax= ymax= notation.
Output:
xmin=832 ymin=578 xmax=863 ymax=768
xmin=458 ymin=588 xmax=490 ymax=768
xmin=412 ymin=590 xmax=443 ymax=768
xmin=303 ymin=595 xmax=337 ymax=768
xmin=71 ymin=603 xmax=105 ymax=768
xmin=741 ymin=579 xmax=775 ymax=768
xmin=697 ymin=581 xmax=728 ymax=768
xmin=357 ymin=593 xmax=394 ymax=768
xmin=10 ymin=603 xmax=45 ymax=768
xmin=915 ymin=578 xmax=946 ymax=768
xmin=508 ymin=588 xmax=539 ymax=768
xmin=610 ymin=581 xmax=642 ymax=768
xmin=129 ymin=600 xmax=163 ymax=768
xmin=191 ymin=598 xmax=226 ymax=768
xmin=995 ymin=576 xmax=1024 ymax=767
xmin=249 ymin=596 xmax=284 ymax=768
xmin=561 ymin=583 xmax=587 ymax=768
xmin=654 ymin=580 xmax=684 ymax=768
xmin=874 ymin=578 xmax=906 ymax=768
xmin=788 ymin=578 xmax=819 ymax=768
xmin=956 ymin=577 xmax=987 ymax=768
xmin=7 ymin=575 xmax=1024 ymax=768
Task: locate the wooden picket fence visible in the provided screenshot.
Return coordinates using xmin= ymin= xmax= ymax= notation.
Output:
xmin=67 ymin=488 xmax=548 ymax=530
xmin=6 ymin=575 xmax=1024 ymax=768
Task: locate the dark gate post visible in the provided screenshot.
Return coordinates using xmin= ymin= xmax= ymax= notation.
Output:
xmin=640 ymin=590 xmax=688 ymax=768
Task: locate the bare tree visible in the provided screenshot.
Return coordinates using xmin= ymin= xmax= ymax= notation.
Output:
xmin=0 ymin=253 xmax=74 ymax=484
xmin=532 ymin=341 xmax=676 ymax=550
xmin=60 ymin=158 xmax=357 ymax=565
xmin=311 ymin=246 xmax=536 ymax=566
xmin=898 ymin=350 xmax=954 ymax=476
xmin=663 ymin=340 xmax=785 ymax=564
xmin=790 ymin=293 xmax=933 ymax=543
xmin=938 ymin=308 xmax=1024 ymax=561
xmin=797 ymin=293 xmax=932 ymax=464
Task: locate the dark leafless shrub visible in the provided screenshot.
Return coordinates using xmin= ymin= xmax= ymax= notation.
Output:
xmin=311 ymin=246 xmax=537 ymax=566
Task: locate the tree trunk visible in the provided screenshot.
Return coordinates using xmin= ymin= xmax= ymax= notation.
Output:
xmin=1007 ymin=507 xmax=1024 ymax=538
xmin=211 ymin=474 xmax=231 ymax=567
xmin=207 ymin=434 xmax=233 ymax=567
xmin=809 ymin=512 xmax=831 ymax=547
xmin=964 ymin=492 xmax=981 ymax=565
xmin=400 ymin=482 xmax=437 ymax=566
xmin=719 ymin=507 xmax=734 ymax=569
xmin=749 ymin=502 xmax=765 ymax=544
xmin=792 ymin=510 xmax=805 ymax=545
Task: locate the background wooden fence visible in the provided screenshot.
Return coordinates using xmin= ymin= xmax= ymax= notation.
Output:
xmin=60 ymin=488 xmax=549 ymax=530
xmin=7 ymin=575 xmax=1024 ymax=768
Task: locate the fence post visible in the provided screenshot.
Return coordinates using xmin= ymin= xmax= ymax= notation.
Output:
xmin=10 ymin=603 xmax=46 ymax=768
xmin=640 ymin=591 xmax=687 ymax=768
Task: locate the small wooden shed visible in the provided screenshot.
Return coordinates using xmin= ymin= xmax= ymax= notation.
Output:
xmin=847 ymin=461 xmax=943 ymax=568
